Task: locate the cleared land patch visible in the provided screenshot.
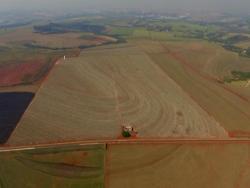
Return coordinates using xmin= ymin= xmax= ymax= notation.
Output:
xmin=0 ymin=144 xmax=105 ymax=188
xmin=0 ymin=60 xmax=46 ymax=87
xmin=107 ymin=143 xmax=250 ymax=188
xmin=7 ymin=43 xmax=226 ymax=146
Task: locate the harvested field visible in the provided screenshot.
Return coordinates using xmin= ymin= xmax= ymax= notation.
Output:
xmin=0 ymin=144 xmax=105 ymax=188
xmin=137 ymin=40 xmax=250 ymax=79
xmin=140 ymin=40 xmax=250 ymax=137
xmin=107 ymin=143 xmax=250 ymax=188
xmin=0 ymin=92 xmax=34 ymax=144
xmin=7 ymin=43 xmax=227 ymax=146
xmin=228 ymin=82 xmax=250 ymax=99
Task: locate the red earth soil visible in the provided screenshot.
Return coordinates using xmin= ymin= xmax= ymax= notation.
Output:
xmin=228 ymin=131 xmax=250 ymax=138
xmin=0 ymin=61 xmax=46 ymax=87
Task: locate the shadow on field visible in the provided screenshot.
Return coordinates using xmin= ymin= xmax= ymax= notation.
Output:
xmin=0 ymin=92 xmax=34 ymax=144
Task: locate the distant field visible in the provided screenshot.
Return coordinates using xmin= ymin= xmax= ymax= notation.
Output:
xmin=156 ymin=40 xmax=250 ymax=79
xmin=0 ymin=25 xmax=116 ymax=89
xmin=110 ymin=26 xmax=185 ymax=41
xmin=107 ymin=143 xmax=250 ymax=188
xmin=109 ymin=26 xmax=134 ymax=36
xmin=109 ymin=19 xmax=218 ymax=41
xmin=7 ymin=43 xmax=227 ymax=146
xmin=0 ymin=144 xmax=105 ymax=188
xmin=0 ymin=27 xmax=116 ymax=49
xmin=131 ymin=28 xmax=181 ymax=41
xmin=236 ymin=41 xmax=250 ymax=48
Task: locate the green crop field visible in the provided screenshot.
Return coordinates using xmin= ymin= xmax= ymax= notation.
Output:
xmin=132 ymin=28 xmax=178 ymax=41
xmin=0 ymin=144 xmax=105 ymax=188
xmin=109 ymin=27 xmax=134 ymax=36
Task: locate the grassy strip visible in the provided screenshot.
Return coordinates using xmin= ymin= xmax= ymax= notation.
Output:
xmin=224 ymin=71 xmax=250 ymax=83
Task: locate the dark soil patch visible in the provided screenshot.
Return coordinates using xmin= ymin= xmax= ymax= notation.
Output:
xmin=0 ymin=92 xmax=34 ymax=144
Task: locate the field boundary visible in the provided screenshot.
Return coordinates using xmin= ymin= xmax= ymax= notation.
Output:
xmin=2 ymin=138 xmax=250 ymax=152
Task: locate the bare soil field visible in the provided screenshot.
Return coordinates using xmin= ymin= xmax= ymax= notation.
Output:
xmin=106 ymin=143 xmax=250 ymax=188
xmin=7 ymin=43 xmax=227 ymax=146
xmin=0 ymin=61 xmax=46 ymax=87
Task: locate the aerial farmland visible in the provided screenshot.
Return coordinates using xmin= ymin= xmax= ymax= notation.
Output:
xmin=7 ymin=42 xmax=229 ymax=146
xmin=7 ymin=38 xmax=250 ymax=145
xmin=1 ymin=9 xmax=250 ymax=188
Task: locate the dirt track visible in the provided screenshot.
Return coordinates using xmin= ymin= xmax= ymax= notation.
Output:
xmin=3 ymin=138 xmax=250 ymax=152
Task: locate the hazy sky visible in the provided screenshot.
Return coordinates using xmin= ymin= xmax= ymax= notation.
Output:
xmin=1 ymin=0 xmax=250 ymax=14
